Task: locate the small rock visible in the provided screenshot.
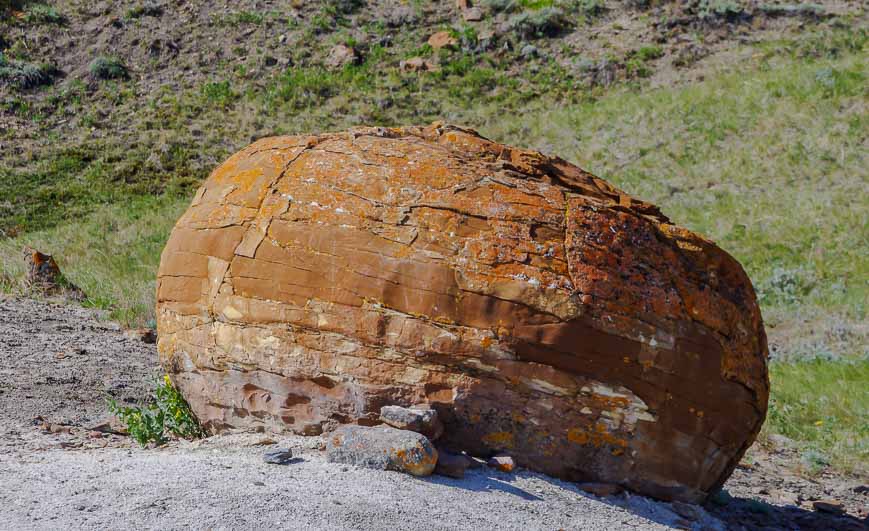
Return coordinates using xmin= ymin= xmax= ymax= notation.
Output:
xmin=263 ymin=448 xmax=294 ymax=465
xmin=767 ymin=433 xmax=793 ymax=450
xmin=487 ymin=454 xmax=515 ymax=473
xmin=428 ymin=31 xmax=458 ymax=50
xmin=253 ymin=481 xmax=265 ymax=487
xmin=435 ymin=450 xmax=468 ymax=479
xmin=125 ymin=328 xmax=156 ymax=344
xmin=23 ymin=247 xmax=86 ymax=300
xmin=252 ymin=437 xmax=277 ymax=446
xmin=812 ymin=499 xmax=845 ymax=515
xmin=671 ymin=501 xmax=704 ymax=521
xmin=88 ymin=431 xmax=104 ymax=439
xmin=400 ymin=57 xmax=439 ymax=73
xmin=520 ymin=44 xmax=538 ymax=59
xmin=380 ymin=405 xmax=443 ymax=440
xmin=578 ymin=482 xmax=623 ymax=497
xmin=463 ymin=7 xmax=483 ymax=21
xmin=770 ymin=489 xmax=799 ymax=505
xmin=326 ymin=425 xmax=438 ymax=477
xmin=853 ymin=485 xmax=868 ymax=494
xmin=326 ymin=44 xmax=358 ymax=69
xmin=87 ymin=417 xmax=128 ymax=436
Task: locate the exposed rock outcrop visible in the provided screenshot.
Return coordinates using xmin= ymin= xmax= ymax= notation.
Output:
xmin=156 ymin=122 xmax=769 ymax=502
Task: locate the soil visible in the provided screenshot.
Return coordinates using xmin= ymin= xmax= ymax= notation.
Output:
xmin=1 ymin=295 xmax=866 ymax=530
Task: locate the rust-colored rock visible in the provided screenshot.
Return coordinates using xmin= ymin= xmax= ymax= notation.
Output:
xmin=23 ymin=246 xmax=85 ymax=300
xmin=427 ymin=31 xmax=458 ymax=50
xmin=156 ymin=123 xmax=769 ymax=503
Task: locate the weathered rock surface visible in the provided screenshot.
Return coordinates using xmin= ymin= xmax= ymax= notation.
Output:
xmin=380 ymin=405 xmax=443 ymax=440
xmin=325 ymin=425 xmax=438 ymax=476
xmin=434 ymin=449 xmax=470 ymax=478
xmin=156 ymin=122 xmax=769 ymax=502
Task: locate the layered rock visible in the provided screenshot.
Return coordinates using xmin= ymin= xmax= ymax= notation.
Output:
xmin=156 ymin=122 xmax=769 ymax=502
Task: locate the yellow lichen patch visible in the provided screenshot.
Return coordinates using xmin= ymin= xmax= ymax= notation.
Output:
xmin=482 ymin=431 xmax=515 ymax=448
xmin=567 ymin=427 xmax=590 ymax=445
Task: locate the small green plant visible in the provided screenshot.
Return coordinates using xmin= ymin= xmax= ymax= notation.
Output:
xmin=23 ymin=3 xmax=65 ymax=25
xmin=634 ymin=45 xmax=664 ymax=61
xmin=107 ymin=375 xmax=205 ymax=446
xmin=201 ymin=80 xmax=237 ymax=108
xmin=89 ymin=56 xmax=128 ymax=80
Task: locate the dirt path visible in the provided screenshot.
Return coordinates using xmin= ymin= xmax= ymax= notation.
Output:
xmin=0 ymin=296 xmax=865 ymax=530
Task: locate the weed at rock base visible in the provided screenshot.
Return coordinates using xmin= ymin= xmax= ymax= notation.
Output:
xmin=107 ymin=375 xmax=205 ymax=447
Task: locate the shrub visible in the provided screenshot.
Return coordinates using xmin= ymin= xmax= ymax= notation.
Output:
xmin=698 ymin=0 xmax=747 ymax=21
xmin=125 ymin=3 xmax=164 ymax=19
xmin=507 ymin=7 xmax=569 ymax=40
xmin=0 ymin=54 xmax=58 ymax=89
xmin=107 ymin=375 xmax=205 ymax=446
xmin=23 ymin=3 xmax=65 ymax=25
xmin=89 ymin=56 xmax=128 ymax=80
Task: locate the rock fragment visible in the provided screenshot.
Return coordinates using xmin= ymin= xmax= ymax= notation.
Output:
xmin=23 ymin=247 xmax=85 ymax=300
xmin=435 ymin=449 xmax=469 ymax=478
xmin=263 ymin=448 xmax=294 ymax=465
xmin=379 ymin=405 xmax=443 ymax=440
xmin=326 ymin=425 xmax=438 ymax=477
xmin=487 ymin=454 xmax=515 ymax=473
xmin=325 ymin=44 xmax=357 ymax=69
xmin=579 ymin=482 xmax=624 ymax=497
xmin=812 ymin=499 xmax=846 ymax=515
xmin=428 ymin=31 xmax=457 ymax=50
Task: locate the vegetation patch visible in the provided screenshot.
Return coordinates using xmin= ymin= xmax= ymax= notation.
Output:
xmin=764 ymin=358 xmax=868 ymax=475
xmin=0 ymin=53 xmax=58 ymax=89
xmin=89 ymin=56 xmax=129 ymax=80
xmin=108 ymin=375 xmax=206 ymax=446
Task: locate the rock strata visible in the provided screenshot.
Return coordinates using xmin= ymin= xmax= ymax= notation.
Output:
xmin=156 ymin=122 xmax=769 ymax=502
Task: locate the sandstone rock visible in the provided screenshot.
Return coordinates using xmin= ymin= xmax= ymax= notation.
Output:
xmin=812 ymin=499 xmax=845 ymax=515
xmin=380 ymin=405 xmax=443 ymax=440
xmin=579 ymin=482 xmax=623 ymax=497
xmin=400 ymin=57 xmax=439 ymax=73
xmin=263 ymin=448 xmax=294 ymax=465
xmin=463 ymin=7 xmax=483 ymax=21
xmin=428 ymin=31 xmax=457 ymax=50
xmin=23 ymin=247 xmax=85 ymax=300
xmin=325 ymin=44 xmax=357 ymax=69
xmin=487 ymin=454 xmax=515 ymax=473
xmin=325 ymin=425 xmax=438 ymax=477
xmin=156 ymin=122 xmax=769 ymax=502
xmin=435 ymin=449 xmax=469 ymax=478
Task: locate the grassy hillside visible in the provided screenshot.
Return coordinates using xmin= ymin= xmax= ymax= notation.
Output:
xmin=1 ymin=1 xmax=866 ymax=475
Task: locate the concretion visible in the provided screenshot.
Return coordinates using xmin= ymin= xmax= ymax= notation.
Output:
xmin=156 ymin=122 xmax=769 ymax=502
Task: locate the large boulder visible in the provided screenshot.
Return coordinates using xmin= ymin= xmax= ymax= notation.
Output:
xmin=156 ymin=123 xmax=769 ymax=502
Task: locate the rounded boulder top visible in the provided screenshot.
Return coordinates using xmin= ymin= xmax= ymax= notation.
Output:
xmin=156 ymin=122 xmax=769 ymax=502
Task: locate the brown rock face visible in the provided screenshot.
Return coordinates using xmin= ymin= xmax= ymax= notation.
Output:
xmin=156 ymin=123 xmax=768 ymax=502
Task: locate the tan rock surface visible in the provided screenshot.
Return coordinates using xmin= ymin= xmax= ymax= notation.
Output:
xmin=156 ymin=122 xmax=769 ymax=502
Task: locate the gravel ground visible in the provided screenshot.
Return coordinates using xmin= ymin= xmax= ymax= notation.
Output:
xmin=0 ymin=295 xmax=865 ymax=530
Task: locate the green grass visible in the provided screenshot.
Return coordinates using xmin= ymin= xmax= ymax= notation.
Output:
xmin=0 ymin=196 xmax=188 ymax=325
xmin=763 ymin=358 xmax=868 ymax=475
